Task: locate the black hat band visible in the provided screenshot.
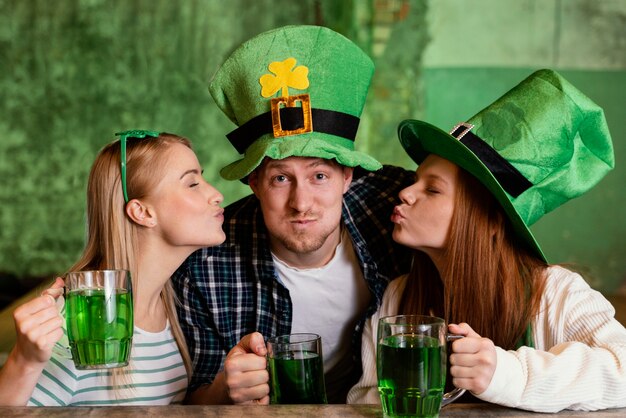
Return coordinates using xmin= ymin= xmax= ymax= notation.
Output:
xmin=227 ymin=107 xmax=360 ymax=155
xmin=451 ymin=124 xmax=533 ymax=198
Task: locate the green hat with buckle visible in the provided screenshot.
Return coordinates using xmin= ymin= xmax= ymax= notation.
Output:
xmin=398 ymin=69 xmax=614 ymax=261
xmin=209 ymin=25 xmax=382 ymax=181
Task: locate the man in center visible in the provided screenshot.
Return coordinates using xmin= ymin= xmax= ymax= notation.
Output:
xmin=173 ymin=25 xmax=413 ymax=404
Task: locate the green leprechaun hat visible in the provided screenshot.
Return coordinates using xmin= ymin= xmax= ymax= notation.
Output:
xmin=398 ymin=69 xmax=614 ymax=261
xmin=209 ymin=25 xmax=382 ymax=180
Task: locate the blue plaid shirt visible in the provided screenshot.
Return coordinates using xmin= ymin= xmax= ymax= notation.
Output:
xmin=172 ymin=165 xmax=414 ymax=398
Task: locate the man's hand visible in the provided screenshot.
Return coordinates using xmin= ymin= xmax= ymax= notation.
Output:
xmin=448 ymin=322 xmax=497 ymax=395
xmin=224 ymin=331 xmax=270 ymax=404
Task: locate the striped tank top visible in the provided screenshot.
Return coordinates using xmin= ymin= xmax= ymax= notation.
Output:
xmin=28 ymin=322 xmax=187 ymax=406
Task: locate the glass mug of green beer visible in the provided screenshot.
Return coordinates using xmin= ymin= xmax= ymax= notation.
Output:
xmin=267 ymin=333 xmax=327 ymax=404
xmin=377 ymin=315 xmax=465 ymax=418
xmin=65 ymin=270 xmax=133 ymax=369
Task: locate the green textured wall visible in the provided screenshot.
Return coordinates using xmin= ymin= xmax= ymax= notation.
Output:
xmin=0 ymin=0 xmax=624 ymax=301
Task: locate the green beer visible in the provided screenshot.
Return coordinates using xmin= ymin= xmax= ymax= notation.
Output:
xmin=378 ymin=334 xmax=445 ymax=418
xmin=66 ymin=288 xmax=133 ymax=369
xmin=269 ymin=350 xmax=327 ymax=404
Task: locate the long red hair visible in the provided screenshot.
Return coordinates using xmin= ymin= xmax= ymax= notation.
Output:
xmin=399 ymin=167 xmax=547 ymax=349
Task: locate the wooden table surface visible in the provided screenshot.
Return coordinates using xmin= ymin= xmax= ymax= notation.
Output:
xmin=1 ymin=404 xmax=624 ymax=417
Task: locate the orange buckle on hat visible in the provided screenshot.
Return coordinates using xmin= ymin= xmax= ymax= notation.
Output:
xmin=271 ymin=94 xmax=313 ymax=138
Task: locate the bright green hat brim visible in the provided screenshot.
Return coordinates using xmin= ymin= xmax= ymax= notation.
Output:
xmin=220 ymin=131 xmax=382 ymax=180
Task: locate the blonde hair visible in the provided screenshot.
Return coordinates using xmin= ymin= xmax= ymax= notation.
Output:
xmin=67 ymin=133 xmax=193 ymax=389
xmin=400 ymin=167 xmax=547 ymax=349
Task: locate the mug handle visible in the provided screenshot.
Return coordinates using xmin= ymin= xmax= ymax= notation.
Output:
xmin=441 ymin=333 xmax=466 ymax=407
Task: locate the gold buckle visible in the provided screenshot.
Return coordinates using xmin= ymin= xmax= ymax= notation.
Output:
xmin=449 ymin=122 xmax=474 ymax=140
xmin=270 ymin=94 xmax=313 ymax=138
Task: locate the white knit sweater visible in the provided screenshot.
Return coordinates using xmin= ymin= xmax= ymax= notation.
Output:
xmin=347 ymin=266 xmax=626 ymax=413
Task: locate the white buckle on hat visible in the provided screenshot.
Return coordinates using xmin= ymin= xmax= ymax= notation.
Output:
xmin=449 ymin=122 xmax=475 ymax=140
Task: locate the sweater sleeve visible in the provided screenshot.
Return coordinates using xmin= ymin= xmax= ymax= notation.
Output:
xmin=346 ymin=308 xmax=380 ymax=404
xmin=347 ymin=275 xmax=408 ymax=404
xmin=477 ymin=266 xmax=626 ymax=412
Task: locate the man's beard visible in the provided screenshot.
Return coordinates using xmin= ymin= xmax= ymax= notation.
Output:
xmin=275 ymin=229 xmax=331 ymax=254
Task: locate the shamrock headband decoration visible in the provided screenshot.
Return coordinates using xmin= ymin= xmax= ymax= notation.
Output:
xmin=115 ymin=130 xmax=160 ymax=203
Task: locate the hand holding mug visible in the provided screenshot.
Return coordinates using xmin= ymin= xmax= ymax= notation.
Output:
xmin=377 ymin=315 xmax=465 ymax=418
xmin=12 ymin=277 xmax=65 ymax=365
xmin=224 ymin=331 xmax=270 ymax=404
xmin=448 ymin=323 xmax=497 ymax=395
xmin=266 ymin=333 xmax=327 ymax=404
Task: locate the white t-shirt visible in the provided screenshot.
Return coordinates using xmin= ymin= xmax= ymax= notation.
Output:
xmin=28 ymin=322 xmax=187 ymax=406
xmin=272 ymin=228 xmax=371 ymax=398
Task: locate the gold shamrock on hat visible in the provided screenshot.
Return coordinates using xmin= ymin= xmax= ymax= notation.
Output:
xmin=260 ymin=57 xmax=309 ymax=97
xmin=259 ymin=57 xmax=313 ymax=138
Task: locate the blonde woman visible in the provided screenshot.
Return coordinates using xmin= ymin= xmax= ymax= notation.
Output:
xmin=0 ymin=131 xmax=225 ymax=405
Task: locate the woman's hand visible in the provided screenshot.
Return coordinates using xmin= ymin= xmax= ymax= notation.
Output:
xmin=448 ymin=322 xmax=497 ymax=395
xmin=12 ymin=277 xmax=65 ymax=367
xmin=0 ymin=277 xmax=65 ymax=406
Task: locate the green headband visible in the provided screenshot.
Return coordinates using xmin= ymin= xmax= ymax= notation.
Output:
xmin=115 ymin=130 xmax=160 ymax=203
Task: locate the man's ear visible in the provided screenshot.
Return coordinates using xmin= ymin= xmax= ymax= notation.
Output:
xmin=125 ymin=199 xmax=157 ymax=227
xmin=248 ymin=170 xmax=259 ymax=195
xmin=342 ymin=166 xmax=354 ymax=194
